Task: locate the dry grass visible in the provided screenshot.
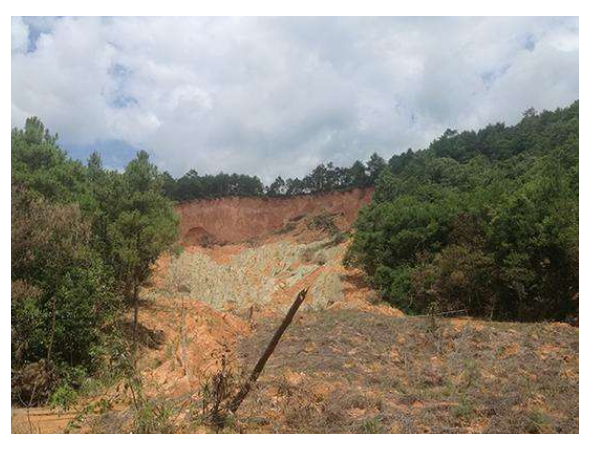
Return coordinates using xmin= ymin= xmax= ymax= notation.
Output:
xmin=34 ymin=307 xmax=578 ymax=434
xmin=233 ymin=310 xmax=578 ymax=433
xmin=11 ymin=409 xmax=40 ymax=434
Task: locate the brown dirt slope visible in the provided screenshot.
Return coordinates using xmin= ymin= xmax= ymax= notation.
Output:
xmin=52 ymin=303 xmax=578 ymax=434
xmin=135 ymin=296 xmax=249 ymax=397
xmin=176 ymin=187 xmax=373 ymax=245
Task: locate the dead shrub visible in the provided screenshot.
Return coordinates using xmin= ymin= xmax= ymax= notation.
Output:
xmin=196 ymin=347 xmax=244 ymax=430
xmin=11 ymin=360 xmax=59 ymax=406
xmin=281 ymin=388 xmax=323 ymax=432
xmin=307 ymin=213 xmax=340 ymax=236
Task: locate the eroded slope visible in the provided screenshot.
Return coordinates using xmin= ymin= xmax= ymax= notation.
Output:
xmin=36 ymin=188 xmax=577 ymax=434
xmin=176 ymin=187 xmax=373 ymax=245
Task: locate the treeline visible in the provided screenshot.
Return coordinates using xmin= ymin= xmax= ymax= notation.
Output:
xmin=162 ymin=153 xmax=387 ymax=201
xmin=11 ymin=118 xmax=179 ymax=405
xmin=346 ymin=101 xmax=579 ymax=322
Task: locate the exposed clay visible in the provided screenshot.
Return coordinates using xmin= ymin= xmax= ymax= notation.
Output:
xmin=176 ymin=187 xmax=373 ymax=245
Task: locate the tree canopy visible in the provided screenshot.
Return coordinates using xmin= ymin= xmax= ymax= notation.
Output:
xmin=346 ymin=101 xmax=579 ymax=322
xmin=161 ymin=152 xmax=387 ymax=201
xmin=11 ymin=119 xmax=178 ymax=404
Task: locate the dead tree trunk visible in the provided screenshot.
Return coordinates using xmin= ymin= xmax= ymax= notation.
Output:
xmin=180 ymin=297 xmax=189 ymax=378
xmin=132 ymin=282 xmax=140 ymax=364
xmin=228 ymin=287 xmax=309 ymax=414
xmin=46 ymin=296 xmax=57 ymax=362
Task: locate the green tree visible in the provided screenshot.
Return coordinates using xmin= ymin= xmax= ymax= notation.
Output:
xmin=11 ymin=186 xmax=117 ymax=375
xmin=348 ymin=102 xmax=579 ymax=321
xmin=366 ymin=152 xmax=387 ymax=183
xmin=348 ymin=160 xmax=368 ymax=187
xmin=12 ymin=119 xmax=181 ymax=402
xmin=267 ymin=176 xmax=286 ymax=196
xmin=105 ymin=151 xmax=178 ymax=353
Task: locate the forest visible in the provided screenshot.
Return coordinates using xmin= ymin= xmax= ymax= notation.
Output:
xmin=347 ymin=102 xmax=579 ymax=322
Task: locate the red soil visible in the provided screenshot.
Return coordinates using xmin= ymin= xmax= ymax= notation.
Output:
xmin=138 ymin=296 xmax=249 ymax=397
xmin=176 ymin=187 xmax=374 ymax=245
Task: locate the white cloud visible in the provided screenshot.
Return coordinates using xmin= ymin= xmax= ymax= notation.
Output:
xmin=11 ymin=17 xmax=579 ymax=181
xmin=11 ymin=17 xmax=29 ymax=53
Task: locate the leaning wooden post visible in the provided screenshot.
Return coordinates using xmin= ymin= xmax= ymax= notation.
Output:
xmin=228 ymin=287 xmax=309 ymax=414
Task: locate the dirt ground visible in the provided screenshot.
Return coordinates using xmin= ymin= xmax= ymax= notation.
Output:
xmin=73 ymin=306 xmax=577 ymax=434
xmin=14 ymin=293 xmax=578 ymax=434
xmin=11 ymin=407 xmax=78 ymax=434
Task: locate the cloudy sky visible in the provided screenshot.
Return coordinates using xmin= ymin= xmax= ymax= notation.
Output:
xmin=11 ymin=17 xmax=579 ymax=181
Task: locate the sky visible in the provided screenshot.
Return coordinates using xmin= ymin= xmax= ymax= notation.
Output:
xmin=11 ymin=17 xmax=579 ymax=182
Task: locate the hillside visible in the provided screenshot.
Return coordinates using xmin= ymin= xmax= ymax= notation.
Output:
xmin=349 ymin=102 xmax=579 ymax=322
xmin=236 ymin=310 xmax=577 ymax=433
xmin=11 ymin=105 xmax=579 ymax=434
xmin=12 ymin=185 xmax=578 ymax=434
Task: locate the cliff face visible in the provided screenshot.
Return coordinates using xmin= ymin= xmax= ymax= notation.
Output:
xmin=174 ymin=187 xmax=374 ymax=244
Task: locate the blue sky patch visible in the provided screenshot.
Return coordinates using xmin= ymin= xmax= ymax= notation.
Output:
xmin=62 ymin=139 xmax=141 ymax=171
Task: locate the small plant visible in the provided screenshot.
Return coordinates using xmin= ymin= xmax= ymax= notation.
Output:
xmin=307 ymin=213 xmax=339 ymax=235
xmin=133 ymin=402 xmax=176 ymax=434
xmin=362 ymin=417 xmax=383 ymax=434
xmin=526 ymin=409 xmax=553 ymax=433
xmin=451 ymin=396 xmax=474 ymax=420
xmin=87 ymin=397 xmax=115 ymax=415
xmin=427 ymin=301 xmax=439 ymax=334
xmin=49 ymin=383 xmax=78 ymax=412
xmin=196 ymin=347 xmax=243 ymax=431
xmin=462 ymin=359 xmax=480 ymax=389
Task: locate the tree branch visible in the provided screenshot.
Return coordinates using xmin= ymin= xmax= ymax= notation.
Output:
xmin=227 ymin=287 xmax=309 ymax=414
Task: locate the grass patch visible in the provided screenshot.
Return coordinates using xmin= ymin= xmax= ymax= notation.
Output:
xmin=236 ymin=309 xmax=578 ymax=433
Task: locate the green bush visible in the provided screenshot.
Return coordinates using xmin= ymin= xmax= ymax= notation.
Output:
xmin=50 ymin=383 xmax=78 ymax=412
